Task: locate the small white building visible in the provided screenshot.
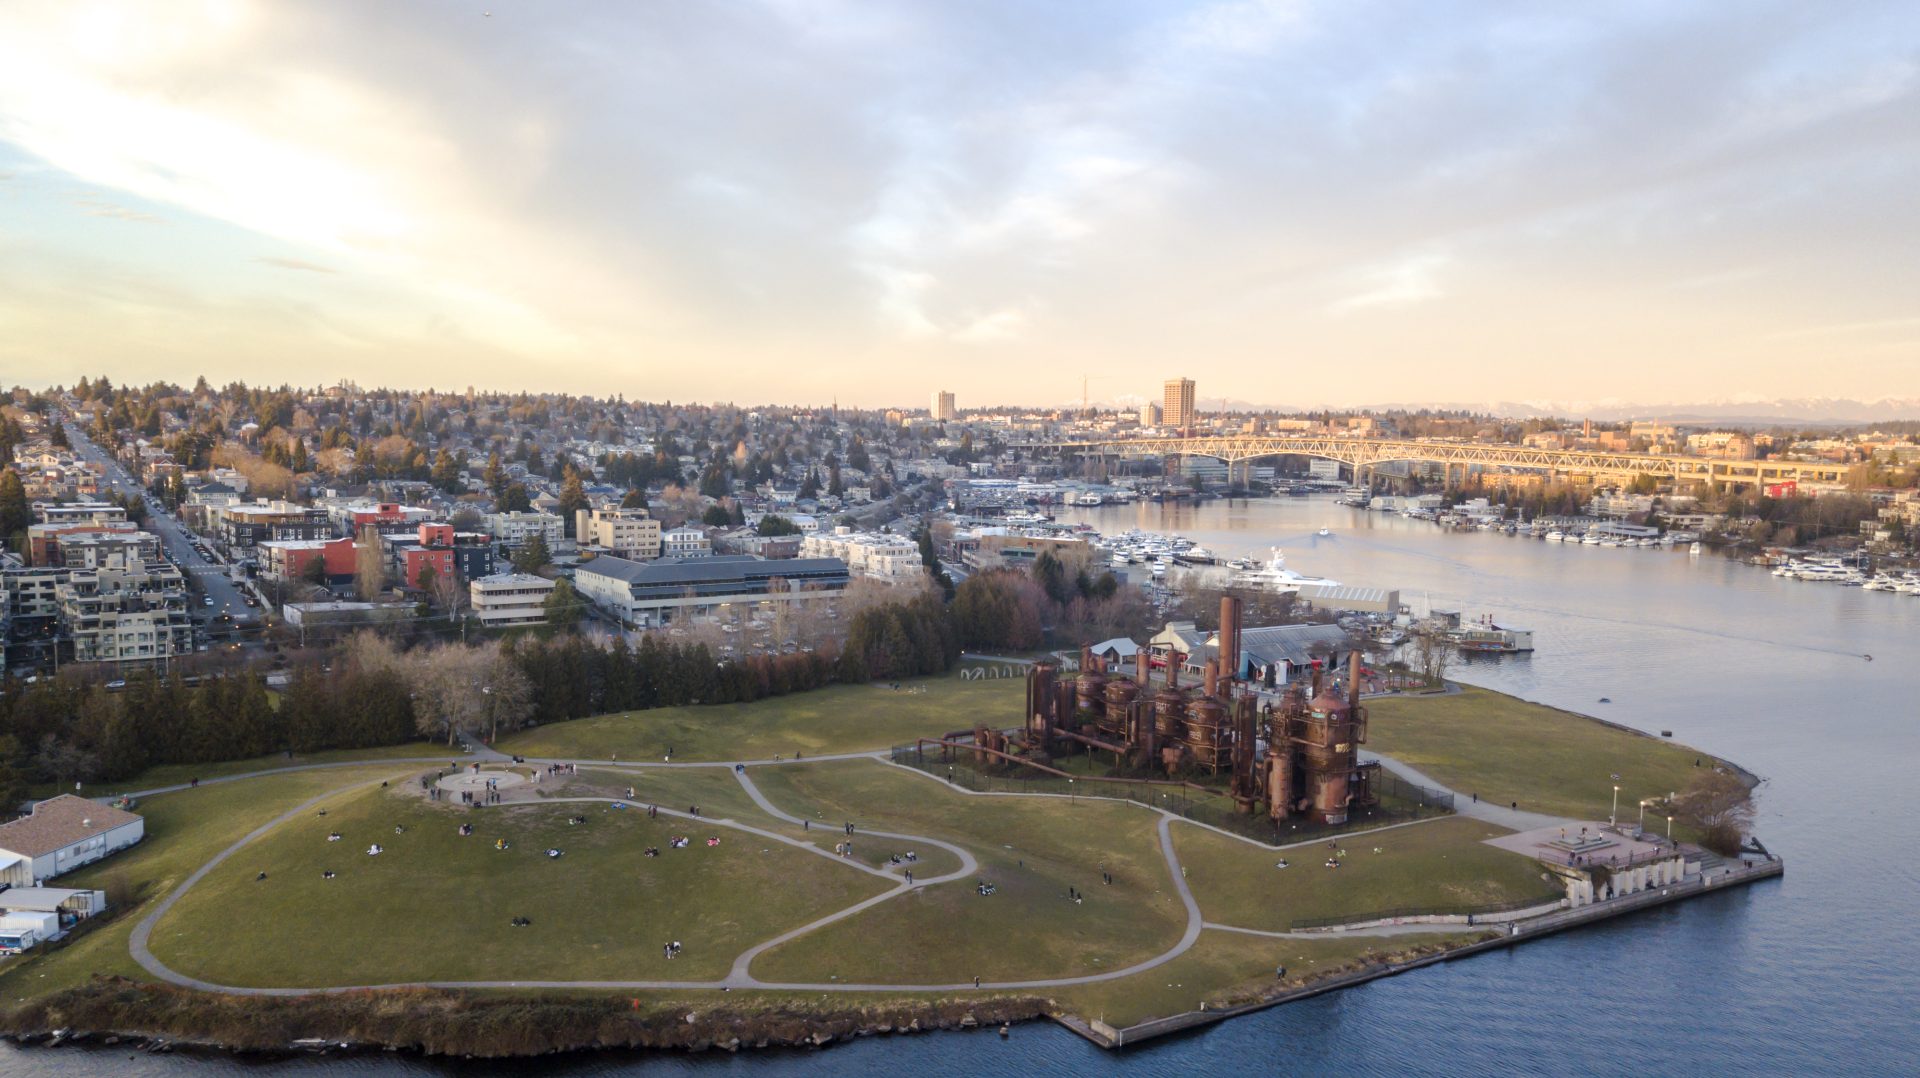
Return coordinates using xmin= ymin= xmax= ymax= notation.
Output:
xmin=0 ymin=795 xmax=144 ymax=885
xmin=468 ymin=572 xmax=557 ymax=627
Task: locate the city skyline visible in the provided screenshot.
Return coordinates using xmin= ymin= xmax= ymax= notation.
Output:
xmin=1 ymin=1 xmax=1916 ymax=407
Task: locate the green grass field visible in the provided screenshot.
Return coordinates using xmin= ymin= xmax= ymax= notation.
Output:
xmin=146 ymin=784 xmax=889 ymax=987
xmin=0 ymin=764 xmax=422 ymax=1000
xmin=1367 ymin=687 xmax=1717 ymax=821
xmin=1172 ymin=816 xmax=1561 ymax=931
xmin=496 ymin=675 xmax=1021 ymax=763
xmin=746 ymin=760 xmax=1187 ymax=984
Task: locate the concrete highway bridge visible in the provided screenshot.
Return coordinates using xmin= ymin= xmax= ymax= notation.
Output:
xmin=1022 ymin=435 xmax=1850 ymax=487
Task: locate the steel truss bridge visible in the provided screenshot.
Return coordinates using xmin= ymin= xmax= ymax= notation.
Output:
xmin=1027 ymin=435 xmax=1849 ymax=486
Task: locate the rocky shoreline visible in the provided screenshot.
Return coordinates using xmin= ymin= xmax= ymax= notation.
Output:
xmin=1 ymin=978 xmax=1049 ymax=1059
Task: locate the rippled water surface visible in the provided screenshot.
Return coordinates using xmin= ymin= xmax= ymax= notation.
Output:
xmin=10 ymin=497 xmax=1918 ymax=1076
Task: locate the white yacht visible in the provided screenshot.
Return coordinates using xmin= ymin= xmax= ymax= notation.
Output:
xmin=1689 ymin=542 xmax=1703 ymax=556
xmin=1229 ymin=548 xmax=1340 ymax=593
xmin=1317 ymin=527 xmax=1332 ymax=537
xmin=1545 ymin=531 xmax=1566 ymax=542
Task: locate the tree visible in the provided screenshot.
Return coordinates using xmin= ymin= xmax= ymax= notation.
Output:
xmin=300 ymin=555 xmax=328 ymax=586
xmin=512 ymin=533 xmax=551 ymax=574
xmin=431 ymin=448 xmax=461 ymax=491
xmin=49 ymin=421 xmax=69 ymax=449
xmin=1670 ymin=769 xmax=1754 ymax=855
xmin=543 ymin=578 xmax=583 ymax=628
xmin=621 ymin=488 xmax=649 ymax=510
xmin=408 ymin=645 xmax=490 ymax=745
xmin=556 ymin=468 xmax=588 ymax=534
xmin=483 ymin=452 xmax=507 ymax=498
xmin=758 ymin=514 xmax=801 ymax=537
xmin=479 ymin=648 xmax=534 ymax=743
xmin=353 ymin=525 xmax=386 ymax=601
xmin=499 ymin=482 xmax=532 ymax=513
xmin=702 ymin=504 xmax=733 ymax=527
xmin=0 ymin=469 xmax=28 ymax=548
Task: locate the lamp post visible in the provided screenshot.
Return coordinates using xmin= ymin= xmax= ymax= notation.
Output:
xmin=1069 ymin=777 xmax=1076 ymax=805
xmin=1611 ymin=783 xmax=1620 ymax=828
xmin=1666 ymin=815 xmax=1674 ymax=842
xmin=1638 ymin=798 xmax=1650 ymax=831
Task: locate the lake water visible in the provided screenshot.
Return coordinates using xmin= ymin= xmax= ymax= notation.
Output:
xmin=10 ymin=496 xmax=1918 ymax=1076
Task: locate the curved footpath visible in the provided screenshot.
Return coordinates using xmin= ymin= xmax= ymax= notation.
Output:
xmin=118 ymin=747 xmax=1526 ymax=998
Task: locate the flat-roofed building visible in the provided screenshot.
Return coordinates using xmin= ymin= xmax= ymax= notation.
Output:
xmin=573 ymin=553 xmax=848 ymax=629
xmin=469 ymin=572 xmax=557 ymax=627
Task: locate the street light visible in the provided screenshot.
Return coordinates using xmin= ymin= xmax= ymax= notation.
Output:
xmin=1611 ymin=783 xmax=1620 ymax=827
xmin=1638 ymin=798 xmax=1651 ymax=830
xmin=1069 ymin=777 xmax=1075 ymax=805
xmin=1666 ymin=815 xmax=1674 ymax=842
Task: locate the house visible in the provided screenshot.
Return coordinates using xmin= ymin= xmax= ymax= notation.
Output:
xmin=1088 ymin=637 xmax=1141 ymax=665
xmin=0 ymin=795 xmax=144 ymax=885
xmin=1147 ymin=620 xmax=1351 ymax=687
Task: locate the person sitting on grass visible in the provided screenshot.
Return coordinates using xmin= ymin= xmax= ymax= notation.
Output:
xmin=546 ymin=848 xmax=563 ymax=858
xmin=327 ymin=832 xmax=342 ymax=842
xmin=322 ymin=870 xmax=336 ymax=880
xmin=367 ymin=844 xmax=384 ymax=856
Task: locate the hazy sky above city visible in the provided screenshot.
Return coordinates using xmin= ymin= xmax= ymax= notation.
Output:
xmin=1 ymin=1 xmax=1915 ymax=409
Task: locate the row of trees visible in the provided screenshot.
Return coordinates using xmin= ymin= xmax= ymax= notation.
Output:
xmin=950 ymin=564 xmax=1152 ymax=652
xmin=0 ymin=588 xmax=970 ymax=802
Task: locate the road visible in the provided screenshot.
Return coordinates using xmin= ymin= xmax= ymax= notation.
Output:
xmin=62 ymin=421 xmax=261 ymax=638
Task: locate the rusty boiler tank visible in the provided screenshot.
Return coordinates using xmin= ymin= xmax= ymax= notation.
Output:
xmin=1186 ymin=662 xmax=1228 ymax=773
xmin=1153 ymin=664 xmax=1188 ymax=744
xmin=1075 ymin=646 xmax=1107 ymax=725
xmin=1302 ymin=683 xmax=1354 ymax=824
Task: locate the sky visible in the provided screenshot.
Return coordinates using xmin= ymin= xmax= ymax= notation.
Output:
xmin=0 ymin=0 xmax=1916 ymax=410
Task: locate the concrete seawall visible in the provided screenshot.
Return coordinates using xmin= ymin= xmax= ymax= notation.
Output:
xmin=1056 ymin=856 xmax=1785 ymax=1049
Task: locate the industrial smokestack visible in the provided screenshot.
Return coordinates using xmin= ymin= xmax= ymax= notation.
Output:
xmin=1203 ymin=659 xmax=1218 ymax=698
xmin=1136 ymin=651 xmax=1149 ymax=687
xmin=1219 ymin=595 xmax=1241 ymax=685
xmin=1347 ymin=649 xmax=1363 ymax=714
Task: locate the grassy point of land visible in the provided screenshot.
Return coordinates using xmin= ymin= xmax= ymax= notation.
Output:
xmin=1173 ymin=815 xmax=1561 ymax=931
xmin=148 ymin=784 xmax=889 ymax=987
xmin=496 ymin=675 xmax=1021 ymax=763
xmin=1049 ymin=928 xmax=1482 ymax=1029
xmin=1367 ymin=686 xmax=1720 ymax=822
xmin=747 ymin=759 xmax=1186 ymax=984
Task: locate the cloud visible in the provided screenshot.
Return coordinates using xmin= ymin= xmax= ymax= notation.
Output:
xmin=0 ymin=1 xmax=1915 ymax=404
xmin=73 ymin=196 xmax=162 ymax=223
xmin=1331 ymin=253 xmax=1450 ymax=314
xmin=255 ymin=256 xmax=336 ymax=274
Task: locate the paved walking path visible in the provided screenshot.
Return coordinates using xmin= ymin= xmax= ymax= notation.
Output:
xmin=1360 ymin=750 xmax=1577 ymax=831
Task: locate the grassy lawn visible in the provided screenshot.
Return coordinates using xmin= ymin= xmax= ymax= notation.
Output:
xmin=746 ymin=760 xmax=1186 ymax=985
xmin=496 ymin=675 xmax=1022 ymax=763
xmin=1049 ymin=928 xmax=1480 ymax=1028
xmin=74 ymin=743 xmax=453 ymax=799
xmin=1367 ymin=687 xmax=1717 ymax=821
xmin=0 ymin=765 xmax=421 ymax=1004
xmin=148 ymin=784 xmax=889 ymax=987
xmin=1172 ymin=816 xmax=1561 ymax=932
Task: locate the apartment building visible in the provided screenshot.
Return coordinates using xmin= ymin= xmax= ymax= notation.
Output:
xmin=799 ymin=528 xmax=923 ymax=581
xmin=217 ymin=501 xmax=332 ymax=557
xmin=575 ymin=507 xmax=662 ymax=560
xmin=661 ymin=527 xmax=712 ymax=559
xmin=56 ymin=565 xmax=193 ymax=665
xmin=487 ymin=510 xmax=566 ymax=549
